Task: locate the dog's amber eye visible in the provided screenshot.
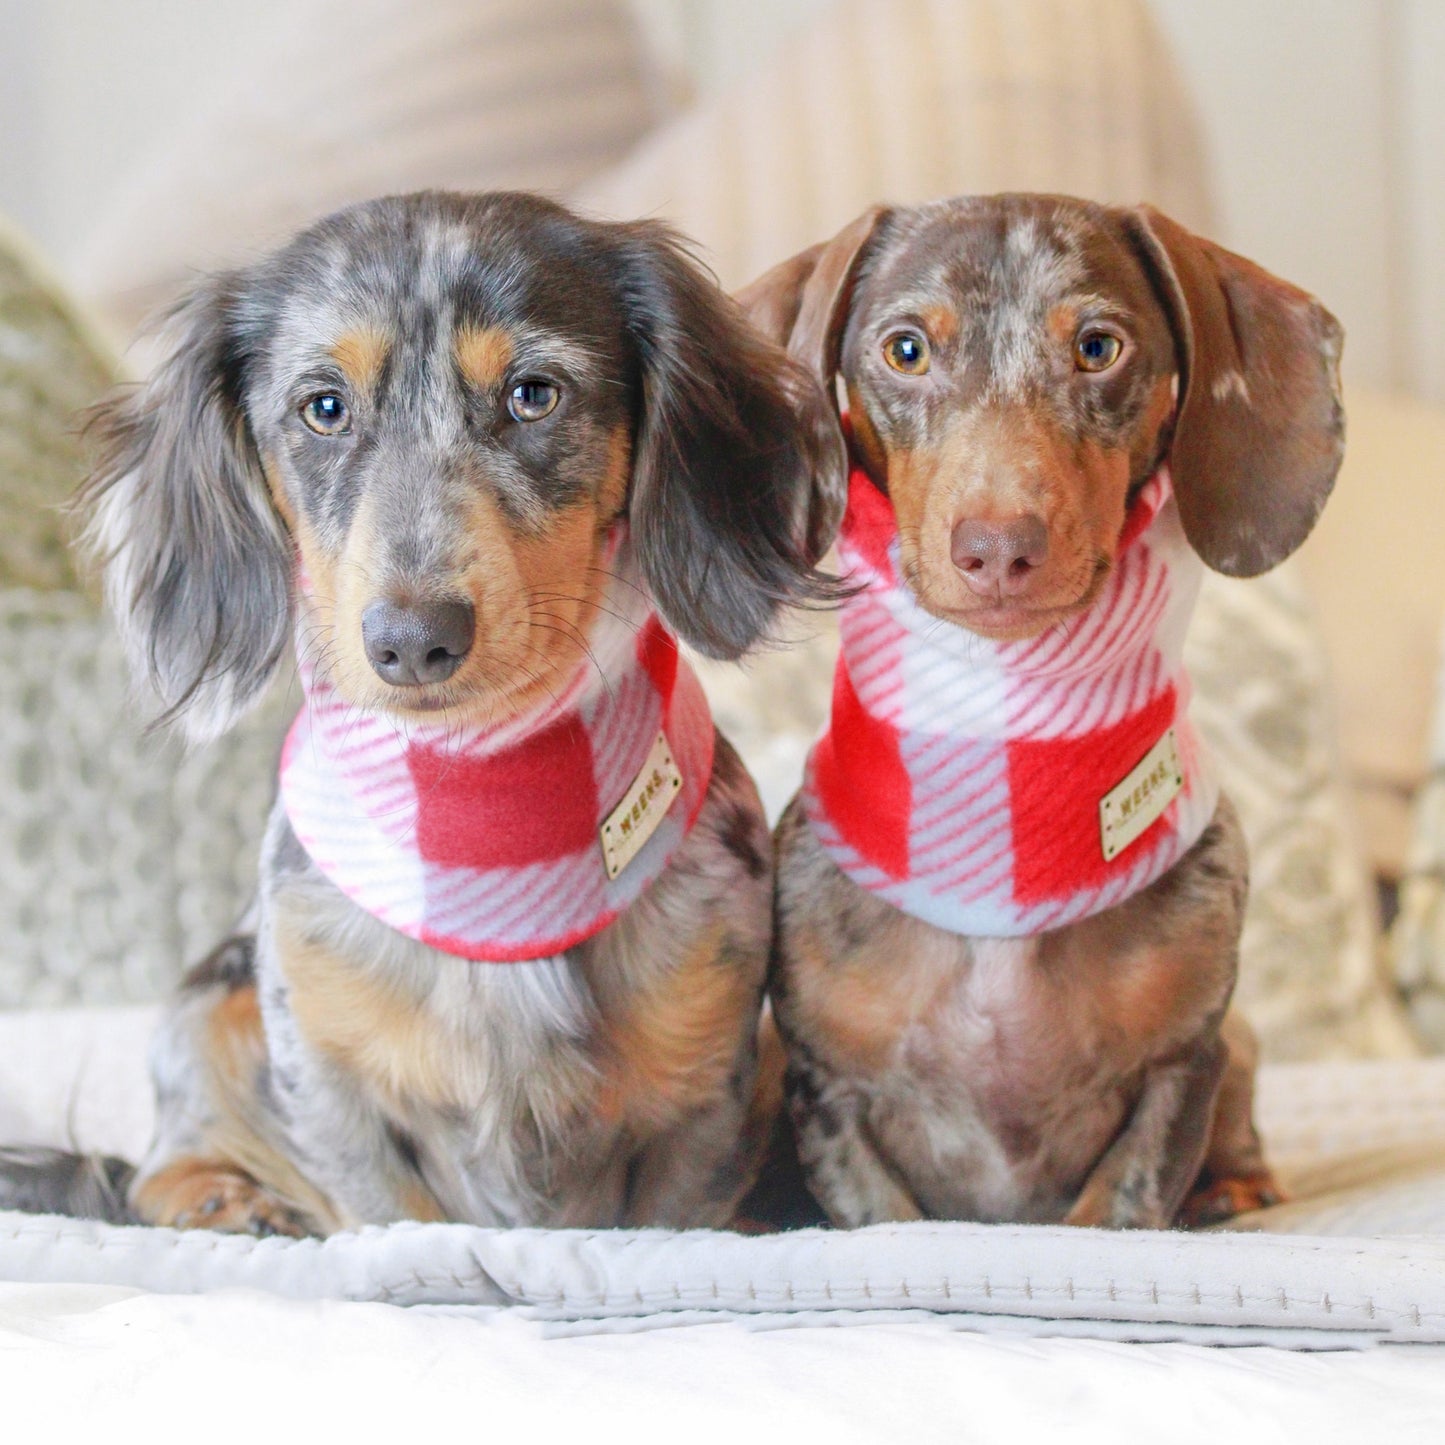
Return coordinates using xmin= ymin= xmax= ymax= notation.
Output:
xmin=302 ymin=394 xmax=351 ymax=435
xmin=1074 ymin=330 xmax=1123 ymax=372
xmin=883 ymin=332 xmax=930 ymax=375
xmin=507 ymin=380 xmax=559 ymax=422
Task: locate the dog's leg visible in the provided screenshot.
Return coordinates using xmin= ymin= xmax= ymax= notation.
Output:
xmin=624 ymin=1093 xmax=758 ymax=1229
xmin=784 ymin=1051 xmax=924 ymax=1227
xmin=259 ymin=1041 xmax=448 ymax=1229
xmin=1178 ymin=1010 xmax=1285 ymax=1225
xmin=129 ymin=936 xmax=337 ymax=1237
xmin=257 ymin=949 xmax=450 ymax=1228
xmin=770 ymin=800 xmax=925 ymax=1227
xmin=249 ymin=820 xmax=458 ymax=1228
xmin=132 ymin=1158 xmax=313 ymax=1237
xmin=1063 ymin=1033 xmax=1227 ymax=1230
xmin=256 ymin=1088 xmax=444 ymax=1228
xmin=1063 ymin=798 xmax=1258 ymax=1231
xmin=596 ymin=739 xmax=782 ymax=1229
xmin=623 ymin=1014 xmax=782 ymax=1229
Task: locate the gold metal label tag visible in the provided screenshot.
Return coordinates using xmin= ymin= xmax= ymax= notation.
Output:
xmin=601 ymin=731 xmax=683 ymax=881
xmin=1100 ymin=727 xmax=1184 ymax=862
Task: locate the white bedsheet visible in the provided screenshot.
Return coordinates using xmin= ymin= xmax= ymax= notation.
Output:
xmin=3 ymin=1282 xmax=1444 ymax=1443
xmin=4 ymin=1006 xmax=1445 ymax=1439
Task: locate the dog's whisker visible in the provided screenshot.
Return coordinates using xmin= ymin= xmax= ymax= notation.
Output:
xmin=510 ymin=645 xmax=569 ymax=715
xmin=524 ymin=609 xmax=615 ymax=702
xmin=529 ymin=592 xmax=644 ymax=637
xmin=584 ymin=564 xmax=651 ymax=603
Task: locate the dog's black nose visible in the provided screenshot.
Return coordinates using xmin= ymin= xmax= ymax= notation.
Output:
xmin=951 ymin=516 xmax=1050 ymax=597
xmin=361 ymin=598 xmax=475 ymax=686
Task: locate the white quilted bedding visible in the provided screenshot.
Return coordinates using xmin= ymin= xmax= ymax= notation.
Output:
xmin=2 ymin=1006 xmax=1445 ymax=1439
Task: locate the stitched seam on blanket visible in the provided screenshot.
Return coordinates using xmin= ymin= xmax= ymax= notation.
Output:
xmin=4 ymin=1216 xmax=1445 ymax=1271
xmin=5 ymin=1216 xmax=1445 ymax=1277
xmin=474 ymin=1277 xmax=1430 ymax=1324
xmin=1 ymin=1218 xmax=1440 ymax=1329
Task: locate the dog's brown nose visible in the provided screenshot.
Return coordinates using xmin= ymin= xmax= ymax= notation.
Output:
xmin=950 ymin=516 xmax=1050 ymax=597
xmin=362 ymin=598 xmax=475 ymax=686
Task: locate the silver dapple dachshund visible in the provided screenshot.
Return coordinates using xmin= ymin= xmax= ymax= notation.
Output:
xmin=0 ymin=191 xmax=844 ymax=1236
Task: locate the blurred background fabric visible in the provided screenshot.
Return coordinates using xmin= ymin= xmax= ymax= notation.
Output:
xmin=0 ymin=0 xmax=1438 ymax=1066
xmin=1390 ymin=626 xmax=1445 ymax=1050
xmin=0 ymin=218 xmax=115 ymax=593
xmin=576 ymin=0 xmax=1213 ymax=290
xmin=0 ymin=215 xmax=292 ymax=1007
xmin=60 ymin=0 xmax=675 ymax=340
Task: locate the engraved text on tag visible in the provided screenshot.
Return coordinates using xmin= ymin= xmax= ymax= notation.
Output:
xmin=1100 ymin=727 xmax=1184 ymax=862
xmin=601 ymin=731 xmax=683 ymax=881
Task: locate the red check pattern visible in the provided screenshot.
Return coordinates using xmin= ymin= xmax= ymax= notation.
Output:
xmin=280 ymin=546 xmax=714 ymax=962
xmin=803 ymin=464 xmax=1219 ymax=938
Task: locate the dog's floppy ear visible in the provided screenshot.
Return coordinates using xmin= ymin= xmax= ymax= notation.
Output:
xmin=737 ymin=206 xmax=890 ymax=388
xmin=612 ymin=222 xmax=846 ymax=659
xmin=1127 ymin=204 xmax=1345 ymax=576
xmin=75 ymin=273 xmax=292 ymax=740
xmin=738 ymin=206 xmax=891 ymax=510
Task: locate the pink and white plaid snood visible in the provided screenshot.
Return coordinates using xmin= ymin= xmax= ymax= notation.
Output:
xmin=802 ymin=464 xmax=1219 ymax=939
xmin=281 ymin=543 xmax=714 ymax=962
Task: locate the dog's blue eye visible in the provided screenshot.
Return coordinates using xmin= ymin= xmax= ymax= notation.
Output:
xmin=1075 ymin=331 xmax=1123 ymax=372
xmin=302 ymin=394 xmax=351 ymax=435
xmin=883 ymin=332 xmax=930 ymax=375
xmin=507 ymin=380 xmax=559 ymax=423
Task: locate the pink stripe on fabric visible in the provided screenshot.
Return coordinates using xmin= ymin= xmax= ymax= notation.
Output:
xmin=279 ymin=554 xmax=714 ymax=963
xmin=805 ymin=466 xmax=1217 ymax=939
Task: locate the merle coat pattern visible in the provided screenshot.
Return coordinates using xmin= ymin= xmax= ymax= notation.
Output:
xmin=741 ymin=195 xmax=1344 ymax=1230
xmin=0 ymin=191 xmax=843 ymax=1234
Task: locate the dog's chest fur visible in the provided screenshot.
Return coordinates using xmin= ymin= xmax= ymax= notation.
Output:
xmin=864 ymin=937 xmax=1147 ymax=1221
xmin=254 ymin=743 xmax=772 ymax=1229
xmin=776 ymin=796 xmax=1244 ymax=1223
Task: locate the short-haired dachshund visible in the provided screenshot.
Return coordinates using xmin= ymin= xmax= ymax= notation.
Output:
xmin=741 ymin=195 xmax=1344 ymax=1230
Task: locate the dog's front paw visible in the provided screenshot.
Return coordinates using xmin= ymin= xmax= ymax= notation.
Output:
xmin=1063 ymin=1188 xmax=1170 ymax=1231
xmin=1178 ymin=1169 xmax=1285 ymax=1228
xmin=132 ymin=1158 xmax=314 ymax=1237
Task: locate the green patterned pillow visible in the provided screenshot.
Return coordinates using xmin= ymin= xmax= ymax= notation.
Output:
xmin=1186 ymin=566 xmax=1419 ymax=1060
xmin=0 ymin=218 xmax=290 ymax=1007
xmin=0 ymin=590 xmax=292 ymax=1006
xmin=1389 ymin=618 xmax=1445 ymax=1048
xmin=0 ymin=217 xmax=119 ymax=592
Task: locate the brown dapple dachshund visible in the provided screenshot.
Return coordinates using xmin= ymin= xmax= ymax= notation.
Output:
xmin=741 ymin=195 xmax=1344 ymax=1230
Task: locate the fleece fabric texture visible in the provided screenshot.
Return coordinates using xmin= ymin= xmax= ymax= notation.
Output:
xmin=281 ymin=544 xmax=714 ymax=961
xmin=802 ymin=465 xmax=1219 ymax=937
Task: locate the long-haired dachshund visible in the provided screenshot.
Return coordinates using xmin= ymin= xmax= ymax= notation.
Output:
xmin=741 ymin=195 xmax=1344 ymax=1230
xmin=0 ymin=191 xmax=843 ymax=1235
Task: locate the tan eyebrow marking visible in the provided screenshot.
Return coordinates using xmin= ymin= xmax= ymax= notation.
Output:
xmin=328 ymin=329 xmax=391 ymax=393
xmin=1047 ymin=304 xmax=1080 ymax=345
xmin=454 ymin=325 xmax=515 ymax=392
xmin=919 ymin=305 xmax=959 ymax=347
